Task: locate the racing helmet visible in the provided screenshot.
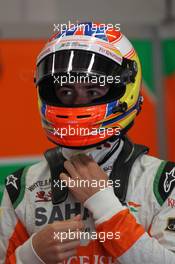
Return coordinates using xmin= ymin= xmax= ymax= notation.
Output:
xmin=35 ymin=22 xmax=143 ymax=149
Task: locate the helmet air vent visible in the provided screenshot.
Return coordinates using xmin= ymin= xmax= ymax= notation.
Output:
xmin=77 ymin=115 xmax=91 ymax=119
xmin=56 ymin=115 xmax=69 ymax=118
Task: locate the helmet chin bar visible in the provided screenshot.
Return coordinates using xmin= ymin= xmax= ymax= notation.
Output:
xmin=47 ymin=121 xmax=134 ymax=150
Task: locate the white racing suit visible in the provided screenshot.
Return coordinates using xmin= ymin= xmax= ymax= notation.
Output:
xmin=0 ymin=138 xmax=175 ymax=264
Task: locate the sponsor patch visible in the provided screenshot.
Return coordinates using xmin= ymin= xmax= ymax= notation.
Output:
xmin=35 ymin=203 xmax=89 ymax=226
xmin=28 ymin=178 xmax=51 ymax=192
xmin=154 ymin=161 xmax=175 ymax=206
xmin=167 ymin=197 xmax=175 ymax=208
xmin=35 ymin=190 xmax=52 ymax=202
xmin=6 ymin=174 xmax=18 ymax=190
xmin=165 ymin=218 xmax=175 ymax=232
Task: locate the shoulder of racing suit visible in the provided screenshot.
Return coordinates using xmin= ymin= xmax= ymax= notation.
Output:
xmin=125 ymin=153 xmax=175 ymax=229
xmin=4 ymin=158 xmax=49 ymax=209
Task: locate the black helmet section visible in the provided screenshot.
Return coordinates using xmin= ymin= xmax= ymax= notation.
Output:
xmin=120 ymin=58 xmax=138 ymax=85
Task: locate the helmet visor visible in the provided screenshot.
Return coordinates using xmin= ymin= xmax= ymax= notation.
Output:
xmin=37 ymin=50 xmax=127 ymax=107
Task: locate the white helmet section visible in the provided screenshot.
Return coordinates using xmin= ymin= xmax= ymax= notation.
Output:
xmin=36 ymin=34 xmax=134 ymax=66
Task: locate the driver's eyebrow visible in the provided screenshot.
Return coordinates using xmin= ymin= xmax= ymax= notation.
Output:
xmin=57 ymin=84 xmax=74 ymax=89
xmin=86 ymin=85 xmax=102 ymax=89
xmin=57 ymin=84 xmax=102 ymax=89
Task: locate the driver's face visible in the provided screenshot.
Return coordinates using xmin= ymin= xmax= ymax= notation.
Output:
xmin=54 ymin=83 xmax=110 ymax=105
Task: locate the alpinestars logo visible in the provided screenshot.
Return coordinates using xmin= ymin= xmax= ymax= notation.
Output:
xmin=164 ymin=167 xmax=175 ymax=193
xmin=6 ymin=175 xmax=18 ymax=190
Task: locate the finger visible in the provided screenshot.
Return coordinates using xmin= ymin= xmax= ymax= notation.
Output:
xmin=69 ymin=155 xmax=88 ymax=176
xmin=65 ymin=214 xmax=81 ymax=222
xmin=77 ymin=153 xmax=99 ymax=171
xmin=70 ymin=154 xmax=84 ymax=167
xmin=57 ymin=239 xmax=80 ymax=252
xmin=72 ymin=214 xmax=81 ymax=221
xmin=53 ymin=229 xmax=84 ymax=243
xmin=53 ymin=219 xmax=85 ymax=233
xmin=60 ymin=172 xmax=69 ymax=186
xmin=76 ymin=153 xmax=94 ymax=165
xmin=60 ymin=172 xmax=79 ymax=190
xmin=64 ymin=160 xmax=80 ymax=179
xmin=88 ymin=153 xmax=94 ymax=160
xmin=56 ymin=248 xmax=77 ymax=261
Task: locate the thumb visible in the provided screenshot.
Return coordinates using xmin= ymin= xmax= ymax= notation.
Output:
xmin=65 ymin=214 xmax=81 ymax=222
xmin=72 ymin=214 xmax=81 ymax=221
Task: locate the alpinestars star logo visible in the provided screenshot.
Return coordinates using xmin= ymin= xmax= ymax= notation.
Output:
xmin=164 ymin=167 xmax=175 ymax=193
xmin=6 ymin=175 xmax=18 ymax=190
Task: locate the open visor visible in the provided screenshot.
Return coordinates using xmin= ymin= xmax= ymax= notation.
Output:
xmin=36 ymin=50 xmax=130 ymax=107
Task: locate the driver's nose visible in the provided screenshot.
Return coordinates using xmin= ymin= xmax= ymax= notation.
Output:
xmin=74 ymin=96 xmax=92 ymax=105
xmin=73 ymin=90 xmax=91 ymax=105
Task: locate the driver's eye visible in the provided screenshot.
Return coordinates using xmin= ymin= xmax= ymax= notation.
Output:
xmin=59 ymin=89 xmax=73 ymax=96
xmin=87 ymin=90 xmax=100 ymax=97
xmin=63 ymin=90 xmax=72 ymax=96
